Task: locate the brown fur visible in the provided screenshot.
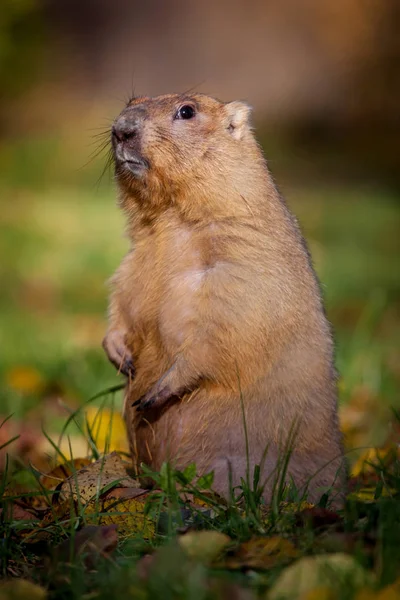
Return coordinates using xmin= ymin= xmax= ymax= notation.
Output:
xmin=103 ymin=93 xmax=346 ymax=507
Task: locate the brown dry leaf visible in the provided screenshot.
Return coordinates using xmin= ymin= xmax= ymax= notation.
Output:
xmin=314 ymin=531 xmax=373 ymax=556
xmin=24 ymin=484 xmax=151 ymax=544
xmin=4 ymin=458 xmax=94 ymax=530
xmin=59 ymin=452 xmax=139 ymax=504
xmin=295 ymin=507 xmax=342 ymax=529
xmin=223 ymin=536 xmax=298 ymax=571
xmin=2 ymin=482 xmax=50 ymax=514
xmin=84 ymin=487 xmax=155 ymax=538
xmin=53 ymin=524 xmax=118 ymax=567
xmin=179 ymin=490 xmax=225 ymax=509
xmin=0 ymin=579 xmax=47 ymax=599
xmin=178 ymin=530 xmax=231 ymax=564
xmin=40 ymin=458 xmax=92 ymax=491
xmin=1 ymin=503 xmax=39 ymax=523
xmin=21 ymin=499 xmax=74 ymax=544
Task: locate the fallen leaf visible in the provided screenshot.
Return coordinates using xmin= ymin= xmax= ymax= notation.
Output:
xmin=314 ymin=531 xmax=374 ymax=556
xmin=1 ymin=503 xmax=38 ymax=523
xmin=85 ymin=407 xmax=129 ymax=454
xmin=59 ymin=452 xmax=139 ymax=504
xmin=295 ymin=507 xmax=342 ymax=529
xmin=40 ymin=458 xmax=92 ymax=491
xmin=0 ymin=579 xmax=47 ymax=599
xmin=223 ymin=536 xmax=298 ymax=570
xmin=351 ymin=446 xmax=400 ymax=477
xmin=299 ymin=586 xmax=338 ymax=600
xmin=84 ymin=488 xmax=155 ymax=538
xmin=347 ymin=487 xmax=395 ymax=504
xmin=353 ymin=590 xmax=376 ymax=600
xmin=366 ymin=578 xmax=400 ymax=600
xmin=269 ymin=553 xmax=372 ymax=600
xmin=178 ymin=530 xmax=231 ymax=563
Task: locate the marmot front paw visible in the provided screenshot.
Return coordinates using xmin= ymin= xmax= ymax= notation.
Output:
xmin=102 ymin=329 xmax=135 ymax=378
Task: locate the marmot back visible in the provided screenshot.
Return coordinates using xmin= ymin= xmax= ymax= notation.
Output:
xmin=103 ymin=93 xmax=346 ymax=507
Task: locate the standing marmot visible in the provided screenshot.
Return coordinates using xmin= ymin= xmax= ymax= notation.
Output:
xmin=103 ymin=93 xmax=345 ymax=506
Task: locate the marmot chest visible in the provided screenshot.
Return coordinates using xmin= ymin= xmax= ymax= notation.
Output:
xmin=125 ymin=226 xmax=216 ymax=350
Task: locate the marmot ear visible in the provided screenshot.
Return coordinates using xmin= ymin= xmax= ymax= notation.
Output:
xmin=225 ymin=101 xmax=252 ymax=140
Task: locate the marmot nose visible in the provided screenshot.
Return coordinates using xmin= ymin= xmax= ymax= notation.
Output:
xmin=112 ymin=113 xmax=141 ymax=143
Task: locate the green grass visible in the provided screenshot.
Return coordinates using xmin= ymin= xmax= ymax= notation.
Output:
xmin=2 ymin=405 xmax=400 ymax=599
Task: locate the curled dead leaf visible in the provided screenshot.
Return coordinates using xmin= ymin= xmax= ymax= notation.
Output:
xmin=222 ymin=536 xmax=298 ymax=571
xmin=40 ymin=458 xmax=92 ymax=491
xmin=1 ymin=503 xmax=38 ymax=523
xmin=59 ymin=452 xmax=138 ymax=504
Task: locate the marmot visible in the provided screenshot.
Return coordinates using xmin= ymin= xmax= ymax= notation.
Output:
xmin=103 ymin=93 xmax=345 ymax=506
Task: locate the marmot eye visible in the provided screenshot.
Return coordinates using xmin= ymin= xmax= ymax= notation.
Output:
xmin=176 ymin=105 xmax=195 ymax=120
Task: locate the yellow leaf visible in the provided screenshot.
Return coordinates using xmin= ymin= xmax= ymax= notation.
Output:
xmin=84 ymin=488 xmax=155 ymax=539
xmin=347 ymin=487 xmax=395 ymax=504
xmin=5 ymin=366 xmax=43 ymax=395
xmin=0 ymin=580 xmax=47 ymax=599
xmin=354 ymin=586 xmax=400 ymax=600
xmin=269 ymin=553 xmax=372 ymax=600
xmin=85 ymin=407 xmax=129 ymax=453
xmin=351 ymin=447 xmax=399 ymax=477
xmin=281 ymin=501 xmax=315 ymax=514
xmin=178 ymin=531 xmax=231 ymax=563
xmin=354 ymin=589 xmax=376 ymax=600
xmin=299 ymin=586 xmax=337 ymax=600
xmin=375 ymin=579 xmax=400 ymax=600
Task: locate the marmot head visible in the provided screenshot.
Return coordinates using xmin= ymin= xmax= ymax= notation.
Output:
xmin=111 ymin=93 xmax=255 ymax=201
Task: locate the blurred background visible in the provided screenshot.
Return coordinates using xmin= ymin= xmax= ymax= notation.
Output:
xmin=0 ymin=0 xmax=399 ymax=466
